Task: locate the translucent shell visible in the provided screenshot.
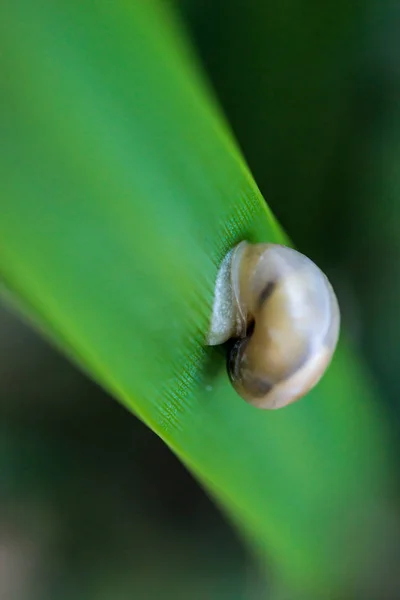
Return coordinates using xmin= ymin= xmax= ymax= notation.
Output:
xmin=207 ymin=242 xmax=340 ymax=409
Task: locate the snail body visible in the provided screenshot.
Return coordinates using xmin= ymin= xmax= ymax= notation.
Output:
xmin=207 ymin=242 xmax=340 ymax=409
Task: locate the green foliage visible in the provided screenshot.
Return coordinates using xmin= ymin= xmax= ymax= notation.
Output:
xmin=0 ymin=0 xmax=394 ymax=595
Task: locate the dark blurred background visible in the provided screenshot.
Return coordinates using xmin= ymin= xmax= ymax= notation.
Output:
xmin=1 ymin=1 xmax=399 ymax=598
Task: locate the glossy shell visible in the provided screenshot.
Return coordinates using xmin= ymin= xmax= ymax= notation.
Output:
xmin=207 ymin=241 xmax=340 ymax=409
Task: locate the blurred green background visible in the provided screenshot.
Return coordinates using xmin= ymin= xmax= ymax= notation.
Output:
xmin=1 ymin=0 xmax=399 ymax=598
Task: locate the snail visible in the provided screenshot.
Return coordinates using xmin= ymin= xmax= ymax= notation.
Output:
xmin=207 ymin=241 xmax=340 ymax=409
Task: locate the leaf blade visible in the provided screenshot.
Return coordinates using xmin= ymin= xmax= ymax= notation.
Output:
xmin=0 ymin=0 xmax=392 ymax=593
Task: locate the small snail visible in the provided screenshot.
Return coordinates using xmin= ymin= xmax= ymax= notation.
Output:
xmin=207 ymin=241 xmax=340 ymax=409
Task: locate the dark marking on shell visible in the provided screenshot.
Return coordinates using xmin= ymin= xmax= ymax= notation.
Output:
xmin=228 ymin=337 xmax=274 ymax=398
xmin=258 ymin=280 xmax=276 ymax=309
xmin=242 ymin=375 xmax=274 ymax=398
xmin=227 ymin=338 xmax=248 ymax=383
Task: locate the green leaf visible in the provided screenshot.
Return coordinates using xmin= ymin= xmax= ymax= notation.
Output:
xmin=0 ymin=0 xmax=393 ymax=594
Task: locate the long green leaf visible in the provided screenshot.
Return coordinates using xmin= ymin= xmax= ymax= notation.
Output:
xmin=0 ymin=0 xmax=392 ymax=594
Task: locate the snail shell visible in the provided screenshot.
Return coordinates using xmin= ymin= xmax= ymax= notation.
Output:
xmin=207 ymin=241 xmax=340 ymax=409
